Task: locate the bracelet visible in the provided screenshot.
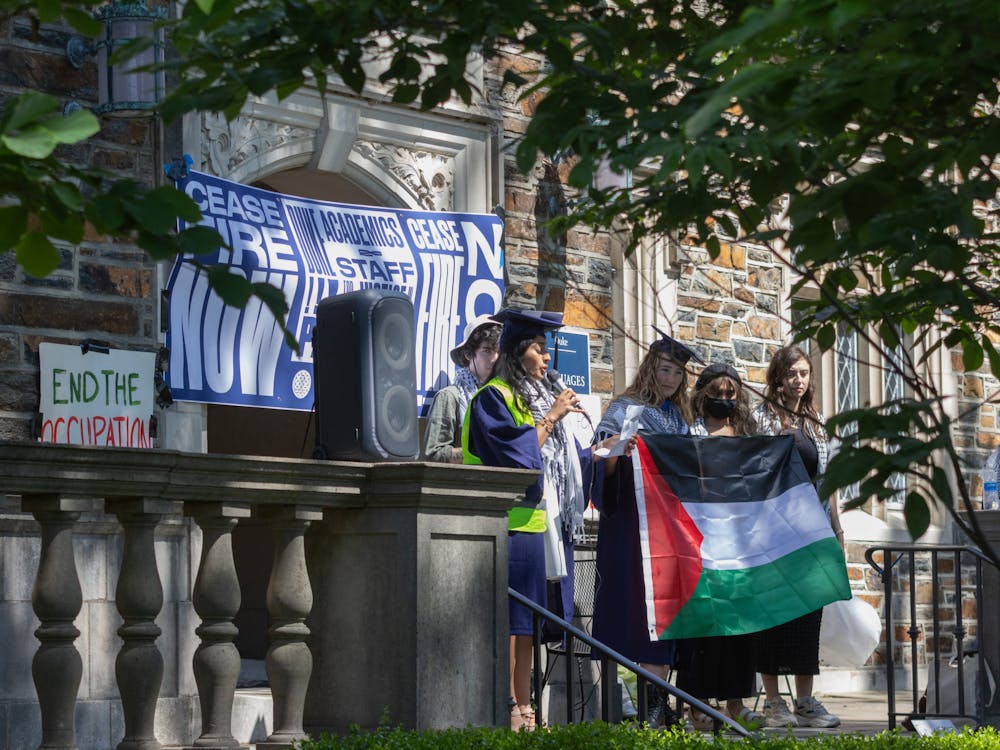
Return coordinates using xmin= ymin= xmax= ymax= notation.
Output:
xmin=834 ymin=530 xmax=845 ymax=537
xmin=538 ymin=416 xmax=555 ymax=432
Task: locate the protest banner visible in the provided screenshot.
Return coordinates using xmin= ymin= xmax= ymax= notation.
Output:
xmin=164 ymin=170 xmax=505 ymax=416
xmin=38 ymin=343 xmax=156 ymax=448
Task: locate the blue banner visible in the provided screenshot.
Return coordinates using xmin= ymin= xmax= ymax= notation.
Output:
xmin=165 ymin=170 xmax=504 ymax=414
xmin=546 ymin=329 xmax=591 ymax=395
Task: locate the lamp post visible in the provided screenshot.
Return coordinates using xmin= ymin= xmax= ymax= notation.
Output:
xmin=66 ymin=0 xmax=167 ymax=116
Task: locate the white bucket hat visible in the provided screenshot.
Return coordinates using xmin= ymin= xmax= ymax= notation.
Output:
xmin=450 ymin=314 xmax=501 ymax=367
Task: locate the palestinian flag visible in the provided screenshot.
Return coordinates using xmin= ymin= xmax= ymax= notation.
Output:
xmin=634 ymin=433 xmax=850 ymax=640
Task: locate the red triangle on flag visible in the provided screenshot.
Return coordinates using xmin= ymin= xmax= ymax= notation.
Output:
xmin=636 ymin=437 xmax=704 ymax=636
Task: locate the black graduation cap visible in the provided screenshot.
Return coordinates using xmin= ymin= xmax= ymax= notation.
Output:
xmin=650 ymin=325 xmax=705 ymax=365
xmin=492 ymin=309 xmax=564 ymax=353
xmin=695 ymin=362 xmax=741 ymax=391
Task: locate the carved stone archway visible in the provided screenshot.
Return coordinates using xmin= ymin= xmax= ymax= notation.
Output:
xmin=188 ymin=88 xmax=499 ymax=213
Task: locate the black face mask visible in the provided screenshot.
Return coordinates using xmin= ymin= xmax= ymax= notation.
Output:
xmin=705 ymin=397 xmax=737 ymax=419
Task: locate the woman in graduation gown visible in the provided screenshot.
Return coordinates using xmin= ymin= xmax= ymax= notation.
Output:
xmin=591 ymin=329 xmax=699 ymax=729
xmin=463 ymin=308 xmax=620 ymax=731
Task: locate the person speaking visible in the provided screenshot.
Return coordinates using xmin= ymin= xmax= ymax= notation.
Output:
xmin=462 ymin=308 xmax=619 ymax=730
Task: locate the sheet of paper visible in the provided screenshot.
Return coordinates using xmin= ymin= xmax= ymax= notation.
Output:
xmin=593 ymin=404 xmax=645 ymax=457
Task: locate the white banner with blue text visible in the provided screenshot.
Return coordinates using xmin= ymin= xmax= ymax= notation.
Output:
xmin=164 ymin=170 xmax=504 ymax=414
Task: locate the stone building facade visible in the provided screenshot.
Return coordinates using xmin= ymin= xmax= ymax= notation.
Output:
xmin=2 ymin=7 xmax=999 ymax=746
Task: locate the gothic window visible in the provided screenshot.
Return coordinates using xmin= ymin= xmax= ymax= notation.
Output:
xmin=883 ymin=344 xmax=907 ymax=508
xmin=836 ymin=322 xmax=861 ymax=505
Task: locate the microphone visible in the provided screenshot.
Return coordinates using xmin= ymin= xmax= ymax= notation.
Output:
xmin=547 ymin=369 xmax=594 ymax=430
xmin=546 ymin=368 xmax=568 ymax=394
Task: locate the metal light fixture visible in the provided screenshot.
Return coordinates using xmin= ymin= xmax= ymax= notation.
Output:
xmin=66 ymin=1 xmax=167 ymax=117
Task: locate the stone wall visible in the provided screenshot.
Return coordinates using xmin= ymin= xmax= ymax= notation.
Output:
xmin=488 ymin=49 xmax=617 ymax=401
xmin=674 ymin=241 xmax=785 ymax=388
xmin=0 ymin=15 xmax=161 ymax=442
xmin=952 ymin=351 xmax=1000 ymax=506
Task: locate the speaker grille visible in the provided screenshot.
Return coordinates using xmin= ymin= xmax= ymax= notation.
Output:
xmin=371 ymin=300 xmax=417 ymax=458
xmin=313 ymin=289 xmax=418 ymax=461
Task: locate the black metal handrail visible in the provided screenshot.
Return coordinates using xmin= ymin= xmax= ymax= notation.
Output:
xmin=508 ymin=587 xmax=752 ymax=737
xmin=864 ymin=544 xmax=995 ymax=729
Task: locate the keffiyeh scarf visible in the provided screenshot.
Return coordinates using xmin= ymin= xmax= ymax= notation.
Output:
xmin=524 ymin=379 xmax=586 ymax=537
xmin=453 ymin=367 xmax=482 ymax=414
xmin=594 ymin=396 xmax=689 ymax=442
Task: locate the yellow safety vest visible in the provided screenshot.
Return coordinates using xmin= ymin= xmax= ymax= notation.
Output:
xmin=462 ymin=377 xmax=547 ymax=533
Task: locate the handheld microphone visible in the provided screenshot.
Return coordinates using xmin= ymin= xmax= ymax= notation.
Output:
xmin=546 ymin=368 xmax=568 ymax=395
xmin=547 ymin=369 xmax=594 ymax=430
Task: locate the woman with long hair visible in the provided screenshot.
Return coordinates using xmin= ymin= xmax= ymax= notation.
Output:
xmin=752 ymin=344 xmax=844 ymax=728
xmin=463 ymin=308 xmax=620 ymax=731
xmin=590 ymin=329 xmax=701 ymax=729
xmin=677 ymin=363 xmax=763 ymax=729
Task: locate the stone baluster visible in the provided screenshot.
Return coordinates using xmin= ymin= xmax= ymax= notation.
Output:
xmin=256 ymin=506 xmax=323 ymax=750
xmin=184 ymin=503 xmax=251 ymax=750
xmin=107 ymin=498 xmax=183 ymax=750
xmin=23 ymin=494 xmax=90 ymax=750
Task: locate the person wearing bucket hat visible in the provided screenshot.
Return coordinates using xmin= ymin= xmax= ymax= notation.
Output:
xmin=589 ymin=326 xmax=701 ymax=729
xmin=462 ymin=308 xmax=622 ymax=731
xmin=421 ymin=315 xmax=501 ymax=462
xmin=676 ymin=362 xmax=763 ymax=730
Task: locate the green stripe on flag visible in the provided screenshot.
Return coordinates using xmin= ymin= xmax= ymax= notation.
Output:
xmin=658 ymin=536 xmax=850 ymax=639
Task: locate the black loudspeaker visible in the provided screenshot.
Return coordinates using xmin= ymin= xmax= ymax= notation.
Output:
xmin=312 ymin=289 xmax=419 ymax=461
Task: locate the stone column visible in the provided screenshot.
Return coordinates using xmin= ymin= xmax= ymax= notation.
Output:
xmin=107 ymin=498 xmax=183 ymax=750
xmin=184 ymin=503 xmax=251 ymax=750
xmin=304 ymin=463 xmax=522 ymax=733
xmin=23 ymin=494 xmax=90 ymax=750
xmin=256 ymin=506 xmax=322 ymax=750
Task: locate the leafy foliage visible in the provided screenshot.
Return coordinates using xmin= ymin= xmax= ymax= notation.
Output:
xmin=298 ymin=723 xmax=999 ymax=750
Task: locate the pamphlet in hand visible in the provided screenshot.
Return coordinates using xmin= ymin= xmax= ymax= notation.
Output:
xmin=593 ymin=404 xmax=645 ymax=457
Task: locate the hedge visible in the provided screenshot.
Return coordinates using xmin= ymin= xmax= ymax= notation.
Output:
xmin=299 ymin=723 xmax=1000 ymax=750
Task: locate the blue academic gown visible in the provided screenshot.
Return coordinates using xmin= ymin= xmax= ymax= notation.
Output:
xmin=590 ymin=400 xmax=688 ymax=665
xmin=467 ymin=384 xmax=596 ymax=636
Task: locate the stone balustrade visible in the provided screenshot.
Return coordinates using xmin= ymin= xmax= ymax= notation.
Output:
xmin=0 ymin=442 xmax=531 ymax=750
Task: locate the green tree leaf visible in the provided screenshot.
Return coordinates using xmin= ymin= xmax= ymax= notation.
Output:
xmin=903 ymin=492 xmax=931 ymax=540
xmin=0 ymin=92 xmax=57 ymax=133
xmin=206 ymin=266 xmax=252 ymax=307
xmin=177 ymin=225 xmax=225 ymax=257
xmin=0 ymin=206 xmax=28 ymax=251
xmin=44 ymin=109 xmax=101 ymax=144
xmin=2 ymin=128 xmax=58 ymax=159
xmin=16 ymin=232 xmax=60 ymax=278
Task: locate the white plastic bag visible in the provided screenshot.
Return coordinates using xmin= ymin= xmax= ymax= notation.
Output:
xmin=818 ymin=595 xmax=882 ymax=668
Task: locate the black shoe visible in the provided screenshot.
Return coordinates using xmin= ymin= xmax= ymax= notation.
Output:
xmin=645 ymin=684 xmax=681 ymax=729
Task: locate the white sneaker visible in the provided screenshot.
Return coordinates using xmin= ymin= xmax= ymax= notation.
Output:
xmin=794 ymin=696 xmax=841 ymax=728
xmin=763 ymin=697 xmax=799 ymax=727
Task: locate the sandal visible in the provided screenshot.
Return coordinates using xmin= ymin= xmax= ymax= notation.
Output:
xmin=689 ymin=707 xmax=714 ymax=731
xmin=523 ymin=706 xmax=537 ymax=730
xmin=510 ymin=705 xmax=536 ymax=731
xmin=730 ymin=706 xmax=765 ymax=729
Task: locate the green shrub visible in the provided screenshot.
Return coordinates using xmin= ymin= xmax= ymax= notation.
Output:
xmin=299 ymin=723 xmax=1000 ymax=750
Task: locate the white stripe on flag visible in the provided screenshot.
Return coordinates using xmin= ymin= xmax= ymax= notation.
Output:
xmin=632 ymin=452 xmax=659 ymax=640
xmin=681 ymin=481 xmax=833 ymax=570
